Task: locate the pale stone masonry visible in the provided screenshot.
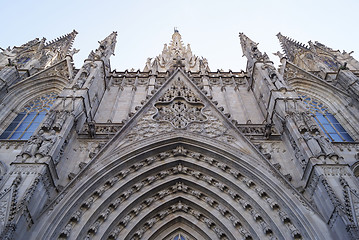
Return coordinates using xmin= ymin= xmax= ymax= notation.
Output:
xmin=0 ymin=29 xmax=358 ymax=239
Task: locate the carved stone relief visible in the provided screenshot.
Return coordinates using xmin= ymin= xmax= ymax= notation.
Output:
xmin=123 ymin=77 xmax=237 ymax=145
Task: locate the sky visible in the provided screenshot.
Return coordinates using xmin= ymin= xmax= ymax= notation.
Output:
xmin=1 ymin=0 xmax=358 ymax=72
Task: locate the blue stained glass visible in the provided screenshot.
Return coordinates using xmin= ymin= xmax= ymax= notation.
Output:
xmin=0 ymin=92 xmax=57 ymax=140
xmin=326 ymin=114 xmax=339 ymax=123
xmin=13 ymin=113 xmax=26 ymax=123
xmin=33 ymin=113 xmax=46 ymax=123
xmin=16 ymin=122 xmax=31 ymax=132
xmin=27 ymin=123 xmax=40 ymax=132
xmin=322 ymin=124 xmax=336 ymax=133
xmin=22 ymin=113 xmax=37 ymax=123
xmin=315 ymin=114 xmax=328 ymax=124
xmin=330 ymin=134 xmax=342 ymax=142
xmin=173 ymin=234 xmax=185 ymax=240
xmin=333 ymin=123 xmax=346 ymax=133
xmin=0 ymin=131 xmax=12 ymax=139
xmin=9 ymin=131 xmax=23 ymax=140
xmin=21 ymin=132 xmax=34 ymax=140
xmin=301 ymin=94 xmax=354 ymax=142
xmin=342 ymin=133 xmax=354 ymax=142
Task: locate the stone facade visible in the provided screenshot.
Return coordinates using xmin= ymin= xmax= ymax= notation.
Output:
xmin=0 ymin=29 xmax=358 ymax=239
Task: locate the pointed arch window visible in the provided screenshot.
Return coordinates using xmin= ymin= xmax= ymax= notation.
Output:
xmin=300 ymin=95 xmax=353 ymax=142
xmin=0 ymin=92 xmax=57 ymax=140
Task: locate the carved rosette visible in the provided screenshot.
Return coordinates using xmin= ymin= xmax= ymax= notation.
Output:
xmin=154 ymin=77 xmax=206 ymax=128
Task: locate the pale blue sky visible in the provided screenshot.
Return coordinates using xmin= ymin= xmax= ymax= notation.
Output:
xmin=1 ymin=0 xmax=358 ymax=71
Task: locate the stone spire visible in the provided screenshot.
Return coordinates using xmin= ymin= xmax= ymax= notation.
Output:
xmin=276 ymin=32 xmax=308 ymax=62
xmin=239 ymin=33 xmax=270 ymax=67
xmin=88 ymin=31 xmax=117 ymax=63
xmin=143 ymin=29 xmax=210 ymax=73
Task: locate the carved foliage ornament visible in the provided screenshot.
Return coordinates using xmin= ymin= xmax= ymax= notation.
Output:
xmin=124 ymin=77 xmax=235 ymax=144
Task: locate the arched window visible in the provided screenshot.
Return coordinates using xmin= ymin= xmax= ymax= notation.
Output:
xmin=0 ymin=92 xmax=57 ymax=140
xmin=300 ymin=94 xmax=353 ymax=142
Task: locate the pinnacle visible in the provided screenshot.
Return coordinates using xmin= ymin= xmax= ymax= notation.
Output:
xmin=276 ymin=33 xmax=308 ymax=61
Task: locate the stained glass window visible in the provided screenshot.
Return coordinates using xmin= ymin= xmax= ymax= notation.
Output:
xmin=0 ymin=92 xmax=57 ymax=140
xmin=300 ymin=95 xmax=354 ymax=142
xmin=173 ymin=234 xmax=186 ymax=240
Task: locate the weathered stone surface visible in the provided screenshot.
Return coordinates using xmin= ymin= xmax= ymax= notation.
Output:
xmin=0 ymin=30 xmax=358 ymax=239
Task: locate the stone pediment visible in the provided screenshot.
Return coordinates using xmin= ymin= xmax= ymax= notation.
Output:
xmin=97 ymin=69 xmax=264 ymax=160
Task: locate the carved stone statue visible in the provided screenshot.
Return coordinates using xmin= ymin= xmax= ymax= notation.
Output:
xmin=293 ymin=112 xmax=306 ymax=133
xmin=303 ymin=113 xmax=319 ymax=133
xmin=145 ymin=57 xmax=152 ymax=71
xmin=314 ymin=132 xmax=336 ymax=157
xmin=303 ymin=131 xmax=336 ymax=158
xmin=88 ymin=121 xmax=96 ymax=138
xmin=302 ymin=131 xmax=322 ymax=157
xmin=37 ymin=130 xmax=58 ymax=157
xmin=21 ymin=130 xmax=44 ymax=158
xmin=53 ymin=111 xmax=67 ymax=131
xmin=42 ymin=111 xmax=57 ymax=131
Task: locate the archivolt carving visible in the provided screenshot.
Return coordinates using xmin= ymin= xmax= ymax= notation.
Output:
xmin=57 ymin=146 xmax=301 ymax=240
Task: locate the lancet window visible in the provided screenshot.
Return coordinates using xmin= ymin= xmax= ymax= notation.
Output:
xmin=300 ymin=94 xmax=353 ymax=142
xmin=0 ymin=92 xmax=57 ymax=140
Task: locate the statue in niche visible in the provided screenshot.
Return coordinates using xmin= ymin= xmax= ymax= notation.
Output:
xmin=264 ymin=124 xmax=272 ymax=139
xmin=314 ymin=132 xmax=336 ymax=157
xmin=42 ymin=111 xmax=57 ymax=131
xmin=293 ymin=112 xmax=306 ymax=133
xmin=303 ymin=131 xmax=322 ymax=157
xmin=88 ymin=121 xmax=96 ymax=138
xmin=21 ymin=130 xmax=44 ymax=158
xmin=303 ymin=131 xmax=336 ymax=158
xmin=53 ymin=111 xmax=67 ymax=131
xmin=37 ymin=130 xmax=58 ymax=157
xmin=303 ymin=113 xmax=319 ymax=132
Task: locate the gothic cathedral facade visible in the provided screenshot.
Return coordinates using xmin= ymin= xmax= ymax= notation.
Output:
xmin=0 ymin=29 xmax=359 ymax=239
